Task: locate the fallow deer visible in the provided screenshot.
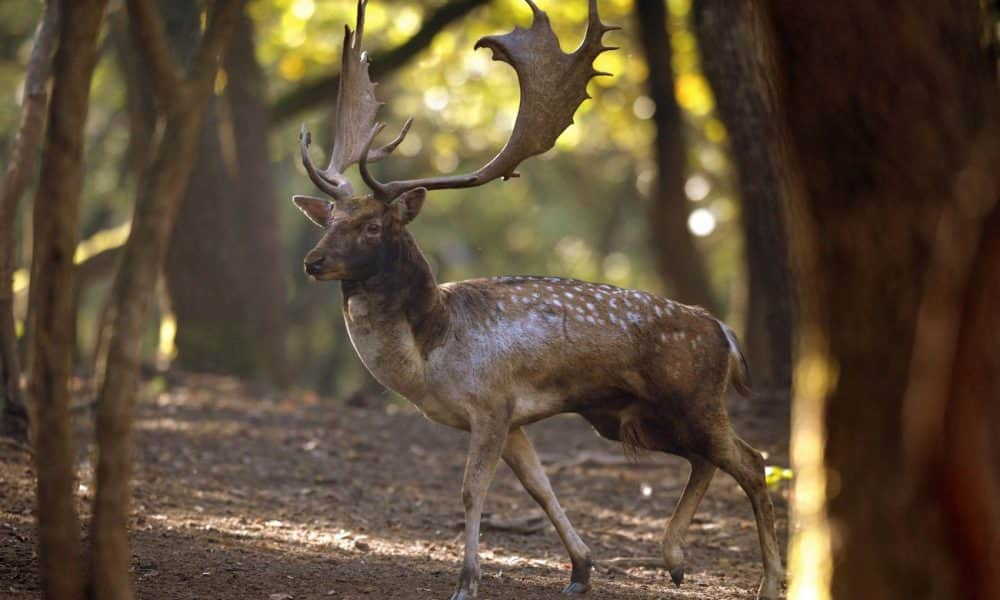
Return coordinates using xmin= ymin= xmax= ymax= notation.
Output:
xmin=292 ymin=1 xmax=784 ymax=598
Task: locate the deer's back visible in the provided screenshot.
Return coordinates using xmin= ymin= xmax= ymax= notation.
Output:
xmin=427 ymin=277 xmax=731 ymax=427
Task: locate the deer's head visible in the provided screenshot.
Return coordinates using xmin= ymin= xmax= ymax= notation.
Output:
xmin=293 ymin=0 xmax=617 ymax=282
xmin=292 ymin=189 xmax=425 ymax=281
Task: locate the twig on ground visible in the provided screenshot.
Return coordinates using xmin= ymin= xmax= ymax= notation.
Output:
xmin=545 ymin=450 xmax=662 ymax=471
xmin=600 ymin=556 xmax=667 ymax=570
xmin=451 ymin=512 xmax=548 ymax=535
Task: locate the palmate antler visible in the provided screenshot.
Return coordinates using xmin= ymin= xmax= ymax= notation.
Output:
xmin=302 ymin=0 xmax=617 ymax=204
xmin=299 ymin=0 xmax=411 ymax=200
xmin=360 ymin=0 xmax=619 ymax=203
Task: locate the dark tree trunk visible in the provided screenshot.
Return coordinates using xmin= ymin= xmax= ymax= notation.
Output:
xmin=165 ymin=101 xmax=261 ymax=377
xmin=634 ymin=0 xmax=720 ymax=315
xmin=90 ymin=1 xmax=243 ymax=598
xmin=761 ymin=1 xmax=998 ymax=598
xmin=224 ymin=11 xmax=290 ymax=385
xmin=693 ymin=0 xmax=792 ymax=399
xmin=27 ymin=0 xmax=107 ymax=598
xmin=165 ymin=8 xmax=290 ymax=385
xmin=0 ymin=0 xmax=59 ymax=440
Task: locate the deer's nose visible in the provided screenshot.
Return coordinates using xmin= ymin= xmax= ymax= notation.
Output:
xmin=304 ymin=256 xmax=326 ymax=276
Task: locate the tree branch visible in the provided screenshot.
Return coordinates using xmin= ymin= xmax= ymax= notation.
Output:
xmin=125 ymin=0 xmax=183 ymax=106
xmin=188 ymin=0 xmax=246 ymax=92
xmin=1 ymin=0 xmax=60 ymax=259
xmin=269 ymin=0 xmax=490 ymax=126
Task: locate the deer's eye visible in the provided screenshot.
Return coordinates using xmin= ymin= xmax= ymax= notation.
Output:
xmin=364 ymin=222 xmax=381 ymax=236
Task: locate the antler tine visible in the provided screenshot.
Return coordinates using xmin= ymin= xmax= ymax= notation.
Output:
xmin=359 ymin=122 xmax=391 ymax=202
xmin=366 ymin=117 xmax=413 ymax=162
xmin=362 ymin=0 xmax=619 ymax=200
xmin=300 ymin=125 xmax=350 ymax=199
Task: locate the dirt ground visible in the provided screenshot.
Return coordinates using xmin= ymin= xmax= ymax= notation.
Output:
xmin=1 ymin=374 xmax=790 ymax=599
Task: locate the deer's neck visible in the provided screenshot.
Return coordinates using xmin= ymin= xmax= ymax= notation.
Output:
xmin=340 ymin=232 xmax=448 ymax=396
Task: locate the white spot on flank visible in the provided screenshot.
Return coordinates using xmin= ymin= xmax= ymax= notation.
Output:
xmin=586 ymin=315 xmax=596 ymax=323
xmin=654 ymin=305 xmax=663 ymax=317
xmin=553 ymin=299 xmax=563 ymax=307
xmin=659 ymin=332 xmax=667 ymax=342
xmin=586 ymin=302 xmax=595 ymax=311
xmin=497 ymin=301 xmax=505 ymax=312
xmin=564 ymin=292 xmax=574 ymax=299
xmin=610 ymin=299 xmax=618 ymax=308
xmin=532 ymin=292 xmax=540 ymax=299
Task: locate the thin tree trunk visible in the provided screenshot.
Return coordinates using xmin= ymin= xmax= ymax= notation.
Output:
xmin=634 ymin=0 xmax=720 ymax=315
xmin=0 ymin=0 xmax=59 ymax=439
xmin=27 ymin=0 xmax=107 ymax=598
xmin=89 ymin=1 xmax=243 ymax=598
xmin=761 ymin=1 xmax=999 ymax=598
xmin=693 ymin=0 xmax=792 ymax=399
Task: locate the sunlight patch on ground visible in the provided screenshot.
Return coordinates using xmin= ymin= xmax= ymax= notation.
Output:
xmin=155 ymin=508 xmax=570 ymax=573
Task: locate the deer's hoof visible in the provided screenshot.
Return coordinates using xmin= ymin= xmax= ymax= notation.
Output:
xmin=449 ymin=591 xmax=473 ymax=600
xmin=669 ymin=567 xmax=684 ymax=586
xmin=562 ymin=581 xmax=589 ymax=594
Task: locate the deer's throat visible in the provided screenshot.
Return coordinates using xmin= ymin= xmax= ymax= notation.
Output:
xmin=340 ymin=234 xmax=449 ymax=396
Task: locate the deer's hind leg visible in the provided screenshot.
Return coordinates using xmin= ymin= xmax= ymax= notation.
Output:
xmin=661 ymin=455 xmax=716 ymax=585
xmin=701 ymin=432 xmax=784 ymax=600
xmin=502 ymin=427 xmax=592 ymax=593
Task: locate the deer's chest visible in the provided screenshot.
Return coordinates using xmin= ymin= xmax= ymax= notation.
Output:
xmin=344 ymin=297 xmax=424 ymax=395
xmin=344 ymin=297 xmax=466 ymax=427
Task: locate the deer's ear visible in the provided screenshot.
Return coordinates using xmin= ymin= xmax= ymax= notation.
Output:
xmin=292 ymin=195 xmax=332 ymax=227
xmin=391 ymin=187 xmax=426 ymax=225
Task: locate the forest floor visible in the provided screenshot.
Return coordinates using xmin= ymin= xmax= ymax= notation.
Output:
xmin=0 ymin=374 xmax=790 ymax=600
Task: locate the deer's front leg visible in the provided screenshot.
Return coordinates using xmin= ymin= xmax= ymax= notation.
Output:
xmin=450 ymin=418 xmax=507 ymax=600
xmin=502 ymin=427 xmax=592 ymax=593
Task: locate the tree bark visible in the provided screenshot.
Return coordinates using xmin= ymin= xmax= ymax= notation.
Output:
xmin=761 ymin=1 xmax=999 ymax=598
xmin=27 ymin=0 xmax=107 ymax=598
xmin=693 ymin=0 xmax=792 ymax=399
xmin=90 ymin=1 xmax=243 ymax=598
xmin=0 ymin=0 xmax=59 ymax=439
xmin=225 ymin=10 xmax=290 ymax=385
xmin=165 ymin=101 xmax=260 ymax=377
xmin=164 ymin=8 xmax=290 ymax=384
xmin=634 ymin=0 xmax=721 ymax=315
